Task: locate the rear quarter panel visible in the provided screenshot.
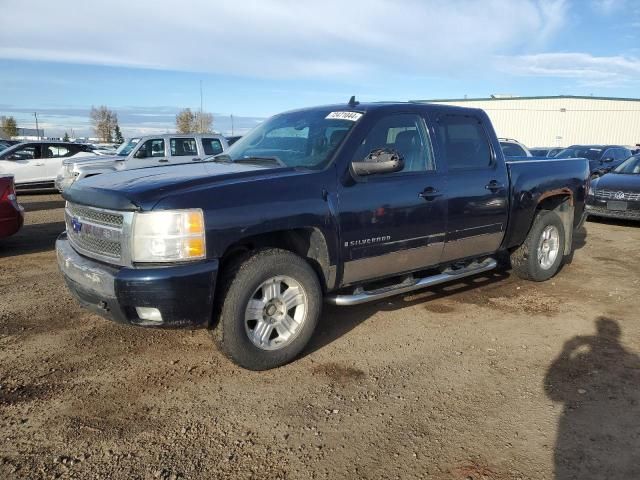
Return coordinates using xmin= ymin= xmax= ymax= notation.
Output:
xmin=503 ymin=158 xmax=590 ymax=249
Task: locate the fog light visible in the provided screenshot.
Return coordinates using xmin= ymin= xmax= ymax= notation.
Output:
xmin=136 ymin=307 xmax=163 ymax=323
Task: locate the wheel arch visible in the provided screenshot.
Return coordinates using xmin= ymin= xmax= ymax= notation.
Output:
xmin=535 ymin=190 xmax=574 ymax=255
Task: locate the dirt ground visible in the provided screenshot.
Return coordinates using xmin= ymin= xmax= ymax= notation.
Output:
xmin=1 ymin=193 xmax=639 ymax=480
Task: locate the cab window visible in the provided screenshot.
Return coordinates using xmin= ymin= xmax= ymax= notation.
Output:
xmin=170 ymin=138 xmax=197 ymax=156
xmin=6 ymin=145 xmax=42 ymax=160
xmin=437 ymin=115 xmax=492 ymax=169
xmin=45 ymin=145 xmax=71 ymax=158
xmin=202 ymin=138 xmax=223 ymax=156
xmin=353 ymin=114 xmax=434 ymax=173
xmin=135 ymin=139 xmax=165 ymax=158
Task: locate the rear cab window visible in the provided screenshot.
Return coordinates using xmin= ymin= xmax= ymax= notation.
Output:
xmin=202 ymin=138 xmax=224 ymax=156
xmin=170 ymin=138 xmax=198 ymax=156
xmin=436 ymin=115 xmax=493 ymax=169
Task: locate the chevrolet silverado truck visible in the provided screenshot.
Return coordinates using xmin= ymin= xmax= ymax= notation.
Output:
xmin=55 ymin=134 xmax=228 ymax=192
xmin=56 ymin=101 xmax=589 ymax=370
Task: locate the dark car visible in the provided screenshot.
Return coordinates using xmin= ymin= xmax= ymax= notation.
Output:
xmin=530 ymin=147 xmax=563 ymax=158
xmin=586 ymin=154 xmax=640 ymax=221
xmin=0 ymin=175 xmax=24 ymax=238
xmin=57 ymin=101 xmax=589 ymax=370
xmin=554 ymin=145 xmax=632 ymax=174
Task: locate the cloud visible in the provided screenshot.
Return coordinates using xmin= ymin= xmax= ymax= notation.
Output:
xmin=0 ymin=0 xmax=567 ymax=79
xmin=496 ymin=52 xmax=640 ymax=87
xmin=591 ymin=0 xmax=625 ymax=14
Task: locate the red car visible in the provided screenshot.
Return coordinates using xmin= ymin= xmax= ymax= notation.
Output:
xmin=0 ymin=175 xmax=24 ymax=238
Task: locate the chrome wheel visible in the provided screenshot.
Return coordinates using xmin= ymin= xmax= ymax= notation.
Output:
xmin=244 ymin=275 xmax=308 ymax=351
xmin=537 ymin=225 xmax=560 ymax=270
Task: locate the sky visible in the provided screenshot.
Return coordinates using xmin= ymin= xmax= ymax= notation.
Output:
xmin=1 ymin=0 xmax=639 ymax=137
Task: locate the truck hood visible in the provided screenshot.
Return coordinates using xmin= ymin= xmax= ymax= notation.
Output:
xmin=64 ymin=154 xmax=125 ymax=168
xmin=62 ymin=161 xmax=283 ymax=210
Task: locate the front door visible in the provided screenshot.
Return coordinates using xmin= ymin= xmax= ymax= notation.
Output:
xmin=128 ymin=138 xmax=167 ymax=169
xmin=0 ymin=144 xmax=45 ymax=185
xmin=434 ymin=113 xmax=509 ymax=262
xmin=338 ymin=112 xmax=447 ymax=286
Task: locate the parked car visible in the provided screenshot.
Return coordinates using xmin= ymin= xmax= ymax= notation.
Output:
xmin=530 ymin=147 xmax=563 ymax=158
xmin=586 ymin=154 xmax=640 ymax=221
xmin=56 ymin=134 xmax=229 ymax=192
xmin=499 ymin=138 xmax=533 ymax=158
xmin=554 ymin=145 xmax=632 ymax=174
xmin=0 ymin=175 xmax=24 ymax=238
xmin=0 ymin=141 xmax=99 ymax=191
xmin=56 ymin=101 xmax=589 ymax=370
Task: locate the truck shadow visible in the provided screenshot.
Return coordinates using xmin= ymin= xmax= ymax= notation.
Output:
xmin=544 ymin=317 xmax=640 ymax=479
xmin=587 ymin=217 xmax=639 ymax=228
xmin=0 ymin=221 xmax=65 ymax=258
xmin=304 ymin=270 xmax=510 ymax=356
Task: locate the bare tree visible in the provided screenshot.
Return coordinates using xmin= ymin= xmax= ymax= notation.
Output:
xmin=175 ymin=108 xmax=214 ymax=134
xmin=0 ymin=116 xmax=18 ymax=138
xmin=90 ymin=106 xmax=119 ymax=142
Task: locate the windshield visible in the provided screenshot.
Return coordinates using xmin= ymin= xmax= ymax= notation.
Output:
xmin=116 ymin=138 xmax=140 ymax=156
xmin=500 ymin=142 xmax=527 ymax=157
xmin=217 ymin=108 xmax=361 ymax=168
xmin=554 ymin=147 xmax=603 ymax=161
xmin=613 ymin=155 xmax=640 ymax=174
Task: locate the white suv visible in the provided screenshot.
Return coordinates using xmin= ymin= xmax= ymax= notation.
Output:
xmin=0 ymin=142 xmax=99 ymax=191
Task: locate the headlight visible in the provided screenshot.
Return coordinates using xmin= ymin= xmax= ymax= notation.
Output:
xmin=588 ymin=186 xmax=594 ymax=196
xmin=131 ymin=209 xmax=206 ymax=263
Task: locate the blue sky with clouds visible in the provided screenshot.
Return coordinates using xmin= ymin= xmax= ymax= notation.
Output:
xmin=1 ymin=0 xmax=639 ymax=137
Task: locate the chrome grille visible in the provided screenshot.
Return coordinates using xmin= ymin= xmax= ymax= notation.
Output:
xmin=65 ymin=202 xmax=129 ymax=265
xmin=594 ymin=190 xmax=640 ymax=201
xmin=67 ymin=203 xmax=124 ymax=228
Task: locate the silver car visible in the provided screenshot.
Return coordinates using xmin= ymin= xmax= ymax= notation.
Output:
xmin=56 ymin=133 xmax=228 ymax=192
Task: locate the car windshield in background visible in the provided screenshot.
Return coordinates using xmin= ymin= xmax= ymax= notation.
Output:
xmin=116 ymin=138 xmax=140 ymax=156
xmin=218 ymin=108 xmax=361 ymax=169
xmin=554 ymin=147 xmax=602 ymax=161
xmin=613 ymin=155 xmax=640 ymax=174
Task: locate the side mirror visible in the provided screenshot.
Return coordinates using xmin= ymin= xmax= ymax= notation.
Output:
xmin=134 ymin=149 xmax=146 ymax=159
xmin=351 ymin=149 xmax=404 ymax=176
xmin=602 ymin=157 xmax=614 ymax=163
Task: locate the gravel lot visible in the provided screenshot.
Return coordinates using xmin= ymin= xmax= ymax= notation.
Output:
xmin=1 ymin=193 xmax=639 ymax=479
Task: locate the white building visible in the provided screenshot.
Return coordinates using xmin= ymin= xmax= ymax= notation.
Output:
xmin=415 ymin=95 xmax=640 ymax=149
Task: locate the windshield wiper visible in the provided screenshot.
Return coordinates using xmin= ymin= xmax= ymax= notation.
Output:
xmin=233 ymin=156 xmax=286 ymax=167
xmin=211 ymin=154 xmax=233 ymax=163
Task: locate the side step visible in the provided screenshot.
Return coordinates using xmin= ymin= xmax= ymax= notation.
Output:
xmin=325 ymin=258 xmax=497 ymax=306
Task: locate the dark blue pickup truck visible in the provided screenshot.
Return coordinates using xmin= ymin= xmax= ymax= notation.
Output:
xmin=57 ymin=101 xmax=590 ymax=370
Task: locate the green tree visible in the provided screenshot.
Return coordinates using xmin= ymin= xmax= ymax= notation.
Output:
xmin=63 ymin=131 xmax=70 ymax=142
xmin=1 ymin=116 xmax=18 ymax=138
xmin=114 ymin=124 xmax=124 ymax=144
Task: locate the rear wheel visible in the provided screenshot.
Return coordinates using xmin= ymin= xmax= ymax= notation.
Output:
xmin=214 ymin=249 xmax=321 ymax=370
xmin=510 ymin=210 xmax=566 ymax=282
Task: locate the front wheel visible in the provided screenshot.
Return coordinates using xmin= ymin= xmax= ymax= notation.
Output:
xmin=510 ymin=210 xmax=566 ymax=282
xmin=214 ymin=249 xmax=322 ymax=370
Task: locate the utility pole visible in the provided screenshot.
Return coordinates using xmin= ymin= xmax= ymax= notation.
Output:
xmin=231 ymin=114 xmax=234 ymax=136
xmin=199 ymin=80 xmax=203 ymax=133
xmin=34 ymin=112 xmax=40 ymax=139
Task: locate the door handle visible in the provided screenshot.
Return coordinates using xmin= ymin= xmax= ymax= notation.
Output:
xmin=158 ymin=158 xmax=169 ymax=163
xmin=192 ymin=157 xmax=202 ymax=161
xmin=34 ymin=162 xmax=45 ymax=166
xmin=485 ymin=180 xmax=505 ymax=192
xmin=419 ymin=187 xmax=441 ymax=200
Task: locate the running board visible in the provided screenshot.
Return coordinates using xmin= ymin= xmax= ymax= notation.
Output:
xmin=326 ymin=258 xmax=497 ymax=306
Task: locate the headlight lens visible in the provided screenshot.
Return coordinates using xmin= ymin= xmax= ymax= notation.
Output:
xmin=588 ymin=186 xmax=594 ymax=196
xmin=132 ymin=209 xmax=206 ymax=262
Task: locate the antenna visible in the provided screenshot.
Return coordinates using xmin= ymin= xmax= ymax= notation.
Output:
xmin=199 ymin=80 xmax=203 ymax=133
xmin=348 ymin=95 xmax=359 ymax=107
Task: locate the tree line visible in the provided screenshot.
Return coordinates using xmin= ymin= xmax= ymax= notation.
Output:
xmin=1 ymin=105 xmax=215 ymax=142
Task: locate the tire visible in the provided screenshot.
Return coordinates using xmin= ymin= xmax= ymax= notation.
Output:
xmin=214 ymin=248 xmax=322 ymax=370
xmin=510 ymin=210 xmax=566 ymax=282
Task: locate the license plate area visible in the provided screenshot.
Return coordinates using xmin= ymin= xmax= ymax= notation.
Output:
xmin=607 ymin=201 xmax=628 ymax=211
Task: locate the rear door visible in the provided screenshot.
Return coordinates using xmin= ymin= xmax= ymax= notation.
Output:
xmin=434 ymin=113 xmax=509 ymax=262
xmin=0 ymin=144 xmax=45 ymax=185
xmin=338 ymin=111 xmax=447 ymax=285
xmin=169 ymin=137 xmax=199 ymax=163
xmin=43 ymin=144 xmax=73 ymax=180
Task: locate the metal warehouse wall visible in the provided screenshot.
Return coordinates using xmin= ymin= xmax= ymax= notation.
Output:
xmin=424 ymin=97 xmax=640 ymax=148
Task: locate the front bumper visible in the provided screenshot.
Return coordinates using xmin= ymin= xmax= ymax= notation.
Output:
xmin=586 ymin=201 xmax=640 ymax=221
xmin=56 ymin=233 xmax=219 ymax=328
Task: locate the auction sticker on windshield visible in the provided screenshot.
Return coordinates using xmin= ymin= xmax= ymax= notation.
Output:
xmin=326 ymin=111 xmax=363 ymax=121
